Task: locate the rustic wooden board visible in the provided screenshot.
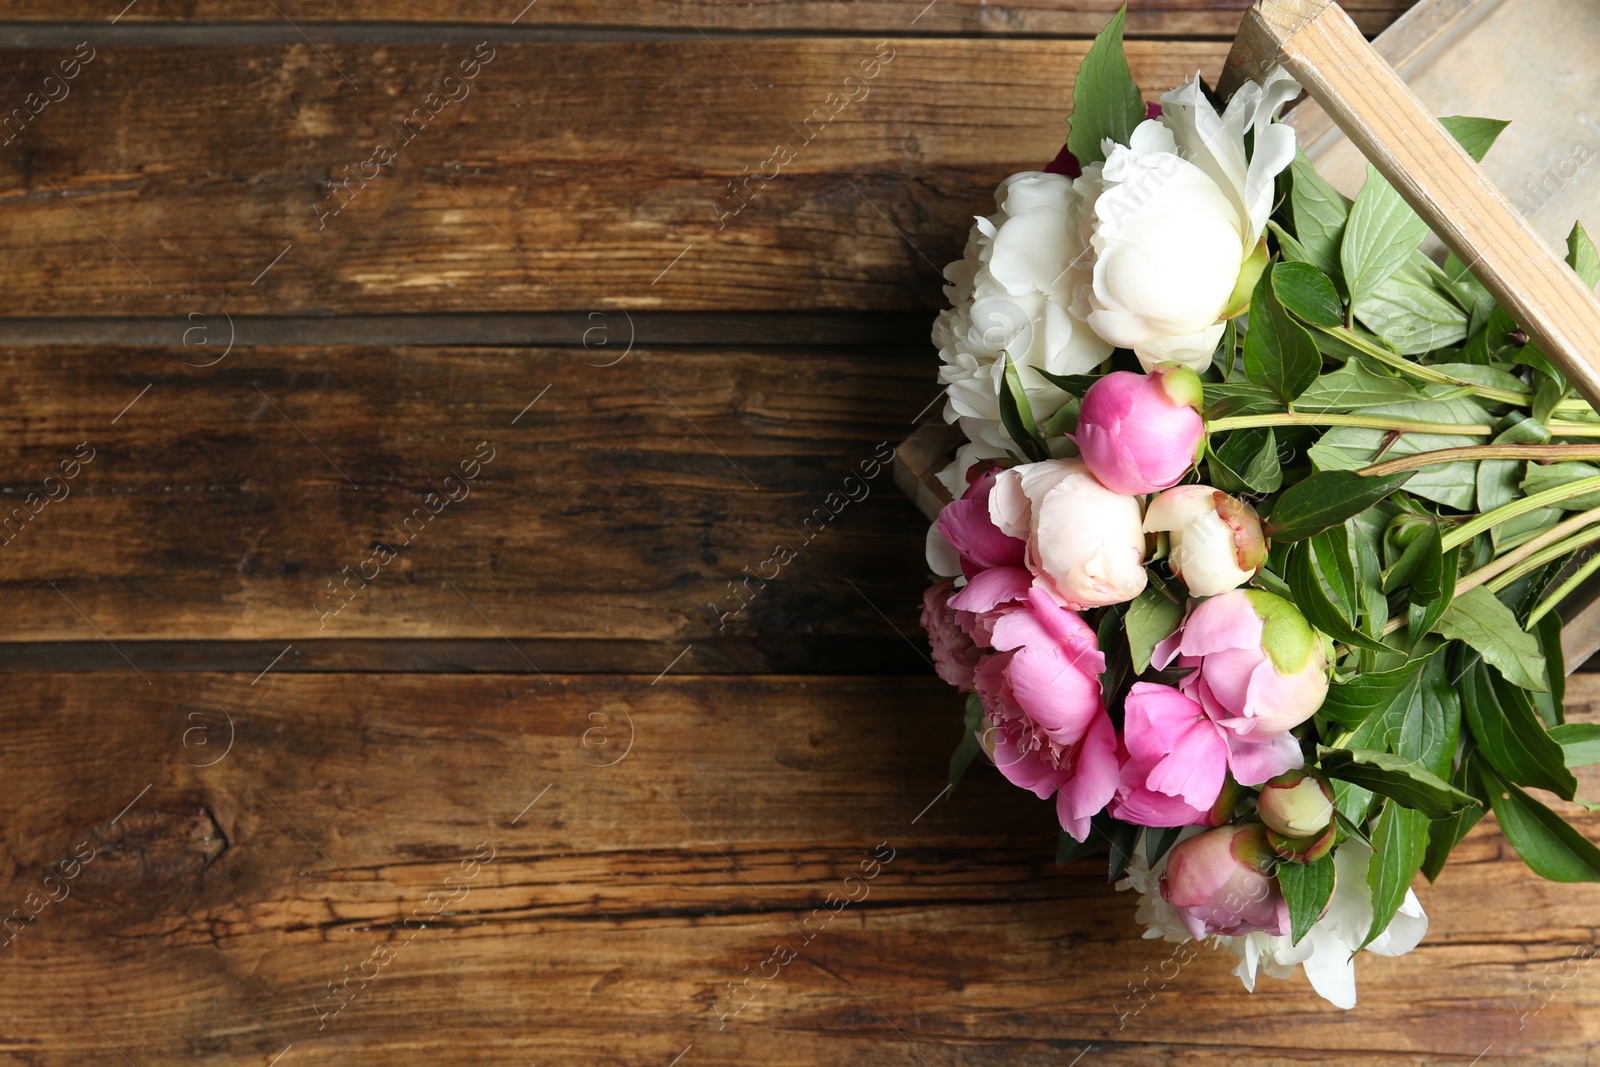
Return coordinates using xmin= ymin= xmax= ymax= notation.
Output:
xmin=0 ymin=344 xmax=940 ymax=666
xmin=0 ymin=1 xmax=1417 ymax=37
xmin=0 ymin=39 xmax=1230 ymax=316
xmin=1 ymin=671 xmax=1595 ymax=1065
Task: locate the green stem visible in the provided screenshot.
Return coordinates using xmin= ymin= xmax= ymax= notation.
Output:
xmin=1207 ymin=412 xmax=1494 ymax=435
xmin=1441 ymin=475 xmax=1600 ymax=551
xmin=1452 ymin=504 xmax=1600 ymax=597
xmin=1360 ymin=444 xmax=1600 ymax=478
xmin=1527 ymin=552 xmax=1600 ymax=627
xmin=1486 ymin=526 xmax=1600 ymax=594
xmin=1314 ymin=325 xmax=1520 ymax=404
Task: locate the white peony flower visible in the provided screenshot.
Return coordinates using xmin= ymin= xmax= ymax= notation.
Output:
xmin=1073 ymin=68 xmax=1301 ymax=371
xmin=933 ymin=171 xmax=1113 ymax=493
xmin=1117 ymin=832 xmax=1428 ymax=1009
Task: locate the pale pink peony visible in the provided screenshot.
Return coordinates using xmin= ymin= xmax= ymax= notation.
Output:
xmin=1076 ymin=366 xmax=1205 ymax=495
xmin=1161 ymin=824 xmax=1290 ymax=939
xmin=989 ymin=458 xmax=1147 ymax=609
xmin=1113 ymin=681 xmax=1301 ymax=827
xmin=921 ymin=580 xmax=984 ymax=692
xmin=1154 ymin=590 xmax=1329 ymax=742
xmin=973 ymin=587 xmax=1119 ymax=841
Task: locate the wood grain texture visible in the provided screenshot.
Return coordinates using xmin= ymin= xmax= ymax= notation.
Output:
xmin=0 ymin=671 xmax=1595 ymax=1065
xmin=0 ymin=344 xmax=940 ymax=663
xmin=0 ymin=38 xmax=1231 ymax=316
xmin=0 ymin=1 xmax=1419 ymax=38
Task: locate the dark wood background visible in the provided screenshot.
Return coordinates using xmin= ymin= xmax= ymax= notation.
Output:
xmin=3 ymin=2 xmax=1598 ymax=1064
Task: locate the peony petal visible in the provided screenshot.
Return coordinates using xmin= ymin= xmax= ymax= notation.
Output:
xmin=1298 ymin=925 xmax=1360 ymax=1009
xmin=948 ymin=566 xmax=1033 ymax=616
xmin=1178 ymin=590 xmax=1265 ymax=657
xmin=992 ymin=731 xmax=1063 ymax=799
xmin=1222 ymin=730 xmax=1304 ymax=787
xmin=1056 ymin=712 xmax=1120 ymax=841
xmin=1238 ymin=657 xmax=1329 ymax=738
xmin=926 ymin=523 xmax=962 ymax=578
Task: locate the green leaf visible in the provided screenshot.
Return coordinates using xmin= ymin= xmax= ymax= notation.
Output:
xmin=1066 ymin=6 xmax=1146 ymax=168
xmin=1438 ymin=588 xmax=1549 ymax=693
xmin=1568 ymin=221 xmax=1600 ymax=289
xmin=1278 ymin=854 xmax=1337 ymax=946
xmin=1550 ymin=723 xmax=1600 ymax=768
xmin=1273 ymin=261 xmax=1344 ymax=328
xmin=1306 ymin=396 xmax=1493 ymax=510
xmin=1033 ymin=369 xmax=1100 ymax=397
xmin=1107 ymin=819 xmax=1140 ymax=883
xmin=1477 ymin=415 xmax=1557 ymax=551
xmin=1397 ymin=651 xmax=1462 ymax=779
xmin=948 ymin=693 xmax=986 ymax=789
xmin=1244 ymin=261 xmax=1323 ymax=403
xmin=1098 ymin=601 xmax=1132 ymax=703
xmin=1438 ymin=115 xmax=1512 ymax=163
xmin=1317 ymin=747 xmax=1481 ymax=818
xmin=1203 ymin=382 xmax=1281 ymax=420
xmin=1364 ymin=799 xmax=1430 ymax=946
xmin=1287 ymin=532 xmax=1393 ymax=654
xmin=1320 ymin=658 xmax=1424 ymax=728
xmin=1532 ymin=611 xmax=1565 ymax=727
xmin=1358 ymin=258 xmax=1471 ymax=355
xmin=1290 ymin=151 xmax=1351 ymax=282
xmin=1478 ymin=761 xmax=1600 ymax=882
xmin=1405 ymin=522 xmax=1456 ymax=642
xmin=1422 ymin=757 xmax=1486 ymax=883
xmin=1209 ymin=427 xmax=1283 ymax=494
xmin=1459 ymin=655 xmax=1574 ymax=797
xmin=1521 ymin=461 xmax=1600 ymax=510
xmin=997 ymin=355 xmax=1048 ymax=462
xmin=1295 ymin=360 xmax=1420 ymax=412
xmin=1265 ymin=468 xmax=1417 ymax=542
xmin=1342 ymin=165 xmax=1429 ymax=312
xmin=1126 ymin=584 xmax=1184 ymax=674
xmin=1143 ymin=825 xmax=1184 ymax=867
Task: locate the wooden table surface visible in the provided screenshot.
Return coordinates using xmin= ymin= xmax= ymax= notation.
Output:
xmin=4 ymin=2 xmax=1599 ymax=1064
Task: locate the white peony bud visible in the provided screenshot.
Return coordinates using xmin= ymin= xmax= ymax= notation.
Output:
xmin=1144 ymin=485 xmax=1267 ymax=597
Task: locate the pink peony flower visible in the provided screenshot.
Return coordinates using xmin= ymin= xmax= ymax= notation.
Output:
xmin=989 ymin=458 xmax=1147 ymax=609
xmin=1113 ymin=681 xmax=1301 ymax=827
xmin=1154 ymin=589 xmax=1329 ymax=741
xmin=1161 ymin=824 xmax=1289 ymax=939
xmin=1076 ymin=366 xmax=1206 ymax=495
xmin=936 ymin=468 xmax=1026 ymax=579
xmin=1143 ymin=485 xmax=1268 ymax=596
xmin=973 ymin=587 xmax=1119 ymax=840
xmin=921 ymin=580 xmax=984 ymax=691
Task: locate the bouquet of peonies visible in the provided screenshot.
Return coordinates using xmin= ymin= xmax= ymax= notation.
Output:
xmin=920 ymin=7 xmax=1600 ymax=1008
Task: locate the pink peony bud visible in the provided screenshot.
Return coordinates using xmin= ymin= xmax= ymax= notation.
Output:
xmin=1076 ymin=365 xmax=1205 ymax=496
xmin=1154 ymin=589 xmax=1329 ymax=741
xmin=988 ymin=458 xmax=1148 ymax=609
xmin=1143 ymin=485 xmax=1268 ymax=596
xmin=1160 ymin=824 xmax=1289 ymax=939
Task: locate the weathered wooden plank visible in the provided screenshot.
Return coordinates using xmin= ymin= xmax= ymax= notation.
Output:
xmin=0 ymin=345 xmax=935 ymax=665
xmin=0 ymin=38 xmax=1231 ymax=316
xmin=0 ymin=1 xmax=1418 ymax=38
xmin=1 ymin=672 xmax=1595 ymax=1065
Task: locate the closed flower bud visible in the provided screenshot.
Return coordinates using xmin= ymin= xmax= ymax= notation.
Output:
xmin=1144 ymin=486 xmax=1267 ymax=596
xmin=1160 ymin=824 xmax=1288 ymax=939
xmin=1257 ymin=769 xmax=1336 ymax=839
xmin=1076 ymin=366 xmax=1205 ymax=495
xmin=1268 ymin=822 xmax=1336 ymax=863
